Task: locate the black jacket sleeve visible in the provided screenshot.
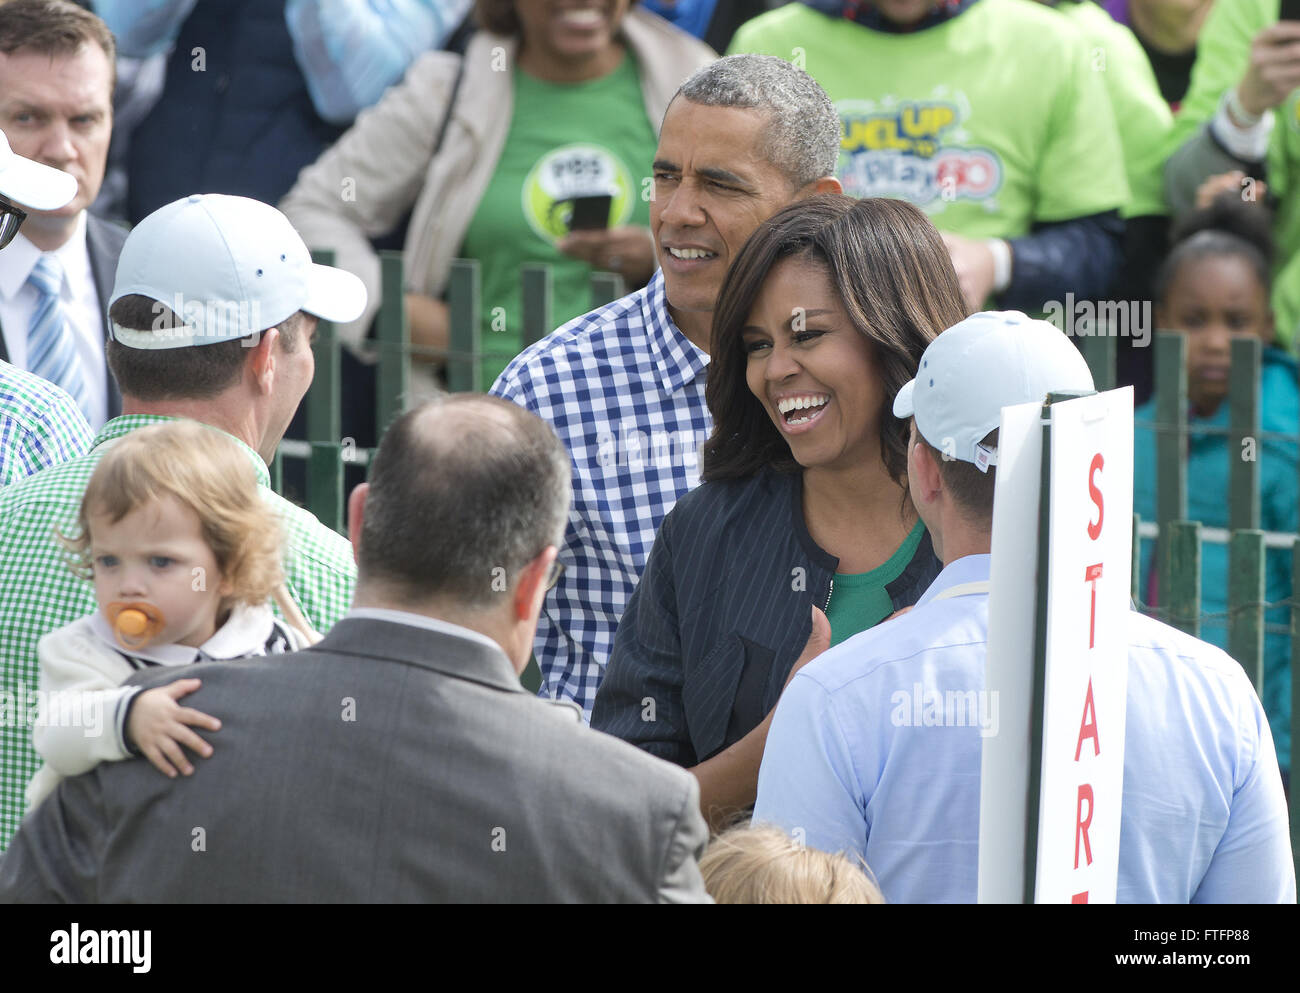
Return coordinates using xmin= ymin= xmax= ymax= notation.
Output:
xmin=1003 ymin=209 xmax=1126 ymax=312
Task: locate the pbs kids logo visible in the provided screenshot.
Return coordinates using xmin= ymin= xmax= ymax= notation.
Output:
xmin=523 ymin=144 xmax=635 ymax=241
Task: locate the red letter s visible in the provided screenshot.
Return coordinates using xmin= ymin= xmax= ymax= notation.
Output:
xmin=1087 ymin=453 xmax=1104 ymax=540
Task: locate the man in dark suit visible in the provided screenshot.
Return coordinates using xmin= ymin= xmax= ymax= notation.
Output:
xmin=0 ymin=0 xmax=125 ymax=428
xmin=0 ymin=395 xmax=712 ymax=903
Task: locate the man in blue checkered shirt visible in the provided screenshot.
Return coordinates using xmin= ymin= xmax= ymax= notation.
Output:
xmin=491 ymin=56 xmax=843 ymax=720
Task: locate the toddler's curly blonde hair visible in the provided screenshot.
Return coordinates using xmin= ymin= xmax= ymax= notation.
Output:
xmin=700 ymin=824 xmax=885 ymax=904
xmin=63 ymin=420 xmax=285 ymax=612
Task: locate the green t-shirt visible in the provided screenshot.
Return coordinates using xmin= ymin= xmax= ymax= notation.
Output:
xmin=460 ymin=53 xmax=656 ymax=386
xmin=1057 ymin=0 xmax=1173 ymax=219
xmin=1171 ymin=0 xmax=1300 ymax=347
xmin=825 ymin=519 xmax=926 ymax=649
xmin=729 ymin=0 xmax=1129 ymax=237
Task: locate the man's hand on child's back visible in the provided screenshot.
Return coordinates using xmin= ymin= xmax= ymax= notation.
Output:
xmin=127 ymin=679 xmax=222 ymax=778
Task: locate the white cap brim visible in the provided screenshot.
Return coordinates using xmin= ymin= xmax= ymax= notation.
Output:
xmin=0 ymin=153 xmax=77 ymax=211
xmin=303 ymin=262 xmax=367 ymax=324
xmin=892 ymin=378 xmax=916 ymax=419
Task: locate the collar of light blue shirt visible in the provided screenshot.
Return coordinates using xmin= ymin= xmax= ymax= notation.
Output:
xmin=915 ymin=553 xmax=992 ymax=608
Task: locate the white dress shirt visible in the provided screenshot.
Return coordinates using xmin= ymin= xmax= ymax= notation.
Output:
xmin=0 ymin=213 xmax=109 ymax=430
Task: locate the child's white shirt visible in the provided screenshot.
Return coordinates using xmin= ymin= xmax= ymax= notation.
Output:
xmin=25 ymin=602 xmax=303 ymax=810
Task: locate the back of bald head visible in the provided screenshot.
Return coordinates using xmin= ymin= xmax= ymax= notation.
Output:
xmin=358 ymin=395 xmax=572 ymax=608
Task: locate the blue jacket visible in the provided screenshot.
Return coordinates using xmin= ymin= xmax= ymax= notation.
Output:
xmin=591 ymin=467 xmax=940 ymax=767
xmin=1134 ymin=346 xmax=1298 ymax=772
xmin=125 ymin=0 xmax=344 ymax=224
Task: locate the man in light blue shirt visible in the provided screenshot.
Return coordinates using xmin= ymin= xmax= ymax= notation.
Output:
xmin=754 ymin=311 xmax=1296 ymax=904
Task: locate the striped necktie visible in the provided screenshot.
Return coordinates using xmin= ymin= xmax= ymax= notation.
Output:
xmin=26 ymin=253 xmax=89 ymax=420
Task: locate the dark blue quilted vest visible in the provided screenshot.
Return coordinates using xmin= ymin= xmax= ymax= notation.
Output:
xmin=126 ymin=0 xmax=344 ymax=223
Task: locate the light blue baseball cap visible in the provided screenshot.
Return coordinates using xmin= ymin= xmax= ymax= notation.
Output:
xmin=893 ymin=310 xmax=1095 ymax=468
xmin=109 ymin=194 xmax=366 ymax=349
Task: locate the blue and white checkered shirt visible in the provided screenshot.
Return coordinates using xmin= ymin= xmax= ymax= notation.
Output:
xmin=491 ymin=272 xmax=711 ymax=720
xmin=0 ymin=360 xmax=92 ymax=487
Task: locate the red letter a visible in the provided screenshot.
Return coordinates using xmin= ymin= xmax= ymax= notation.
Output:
xmin=1074 ymin=677 xmax=1100 ymax=761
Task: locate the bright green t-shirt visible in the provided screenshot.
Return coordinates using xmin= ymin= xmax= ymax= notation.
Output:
xmin=729 ymin=0 xmax=1129 ymax=237
xmin=825 ymin=520 xmax=927 ymax=649
xmin=1172 ymin=0 xmax=1300 ymax=347
xmin=1057 ymin=0 xmax=1172 ymax=219
xmin=460 ymin=53 xmax=656 ymax=387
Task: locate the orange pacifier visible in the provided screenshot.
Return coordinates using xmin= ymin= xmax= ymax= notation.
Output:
xmin=106 ymin=601 xmax=166 ymax=651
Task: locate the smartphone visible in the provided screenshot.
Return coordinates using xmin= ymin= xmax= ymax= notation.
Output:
xmin=1281 ymin=0 xmax=1300 ymax=21
xmin=568 ymin=194 xmax=612 ymax=232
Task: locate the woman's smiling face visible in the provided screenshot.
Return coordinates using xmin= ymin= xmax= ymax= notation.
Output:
xmin=741 ymin=257 xmax=886 ymax=472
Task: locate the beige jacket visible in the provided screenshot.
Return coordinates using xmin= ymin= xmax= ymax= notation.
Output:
xmin=280 ymin=10 xmax=716 ymax=352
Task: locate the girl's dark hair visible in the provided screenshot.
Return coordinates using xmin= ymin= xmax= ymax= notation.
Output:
xmin=702 ymin=194 xmax=968 ymax=485
xmin=1154 ymin=194 xmax=1275 ymax=305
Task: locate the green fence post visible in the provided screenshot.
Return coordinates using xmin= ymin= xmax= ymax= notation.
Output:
xmin=1228 ymin=337 xmax=1261 ymax=532
xmin=446 ymin=259 xmax=481 ymax=392
xmin=1081 ymin=333 xmax=1117 ymax=392
xmin=1228 ymin=530 xmax=1265 ymax=692
xmin=590 ymin=271 xmax=625 ymax=309
xmin=307 ymin=249 xmax=343 ymax=534
xmin=375 ymin=251 xmax=409 ymax=435
xmin=309 ymin=442 xmax=344 ymax=534
xmin=521 ymin=263 xmax=553 ymax=348
xmin=1165 ymin=521 xmax=1201 ymax=637
xmin=1154 ymin=332 xmax=1187 ymax=613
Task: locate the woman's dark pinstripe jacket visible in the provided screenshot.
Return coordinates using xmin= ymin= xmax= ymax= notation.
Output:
xmin=590 ymin=466 xmax=941 ymax=767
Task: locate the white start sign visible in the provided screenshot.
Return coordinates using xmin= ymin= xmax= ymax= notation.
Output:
xmin=979 ymin=388 xmax=1134 ymax=903
xmin=1034 ymin=389 xmax=1133 ymax=903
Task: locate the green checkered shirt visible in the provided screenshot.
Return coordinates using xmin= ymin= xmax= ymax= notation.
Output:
xmin=0 ymin=415 xmax=355 ymax=848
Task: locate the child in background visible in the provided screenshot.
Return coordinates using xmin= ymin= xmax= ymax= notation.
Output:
xmin=1134 ymin=196 xmax=1297 ymax=782
xmin=700 ymin=824 xmax=884 ymax=904
xmin=25 ymin=420 xmax=315 ymax=809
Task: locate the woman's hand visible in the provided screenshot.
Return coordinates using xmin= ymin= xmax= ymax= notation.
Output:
xmin=1236 ymin=22 xmax=1300 ymax=118
xmin=1195 ymin=170 xmax=1267 ymax=210
xmin=404 ymin=292 xmax=449 ymax=366
xmin=942 ymin=232 xmax=998 ymax=313
xmin=557 ymin=225 xmax=658 ymax=287
xmin=126 ymin=679 xmax=220 ymax=778
xmin=783 ymin=605 xmax=832 ymax=691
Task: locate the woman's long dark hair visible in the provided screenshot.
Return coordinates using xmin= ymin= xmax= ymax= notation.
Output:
xmin=702 ymin=194 xmax=968 ymax=485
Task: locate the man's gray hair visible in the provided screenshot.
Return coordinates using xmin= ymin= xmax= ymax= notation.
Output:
xmin=676 ymin=54 xmax=840 ymax=190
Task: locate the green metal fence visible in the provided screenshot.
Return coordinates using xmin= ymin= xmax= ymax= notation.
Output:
xmin=283 ymin=255 xmax=1299 ymax=877
xmin=1085 ymin=330 xmax=1299 ymax=878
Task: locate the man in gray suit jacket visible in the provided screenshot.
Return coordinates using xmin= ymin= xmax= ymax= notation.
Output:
xmin=0 ymin=395 xmax=711 ymax=903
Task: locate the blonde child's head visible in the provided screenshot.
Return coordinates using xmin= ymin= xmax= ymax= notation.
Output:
xmin=700 ymin=824 xmax=885 ymax=904
xmin=65 ymin=420 xmax=285 ymax=647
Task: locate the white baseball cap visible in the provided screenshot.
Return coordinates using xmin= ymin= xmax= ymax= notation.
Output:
xmin=892 ymin=311 xmax=1095 ymax=470
xmin=109 ymin=194 xmax=367 ymax=349
xmin=0 ymin=129 xmax=77 ymax=210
